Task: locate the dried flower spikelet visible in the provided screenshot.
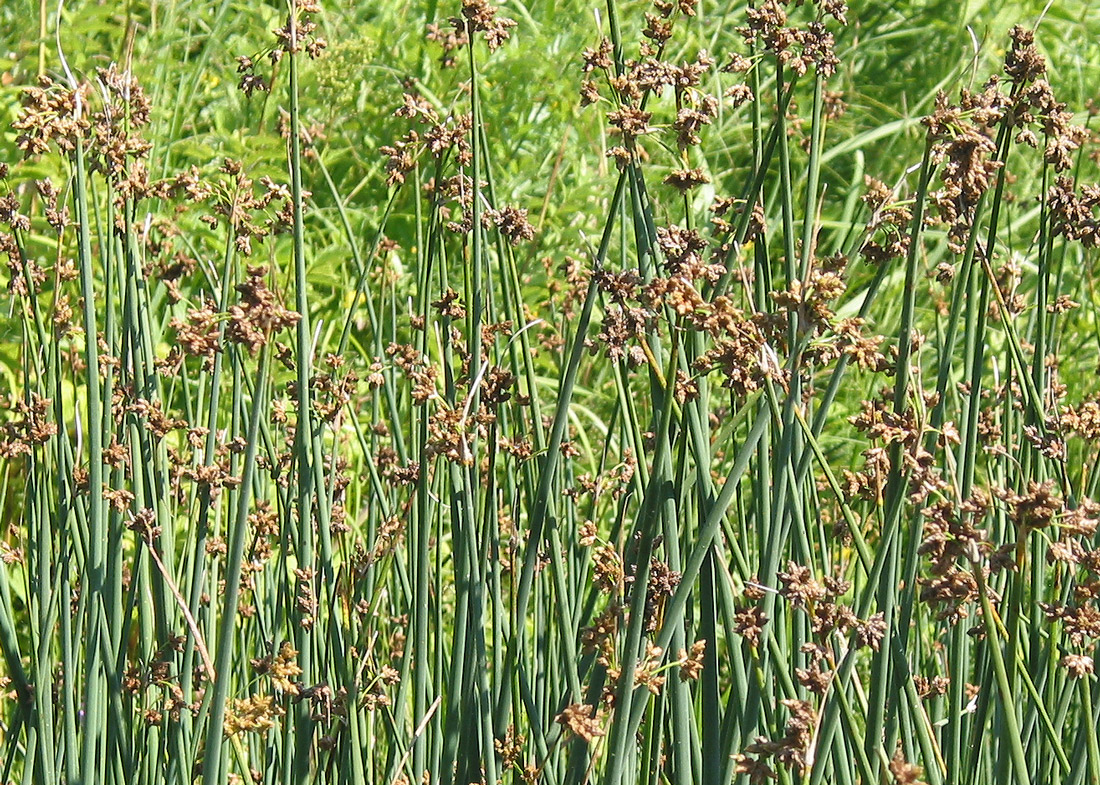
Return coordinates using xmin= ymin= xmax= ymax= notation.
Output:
xmin=678 ymin=640 xmax=706 ymax=681
xmin=427 ymin=21 xmax=470 ymax=68
xmin=1004 ymin=25 xmax=1046 ymax=85
xmin=451 ymin=0 xmax=517 ymax=53
xmin=607 ymin=106 xmax=653 ymax=143
xmin=673 ymin=95 xmax=720 ymax=149
xmin=87 ymin=65 xmax=154 ymax=184
xmin=633 ymin=643 xmax=666 ymax=694
xmin=582 ymin=37 xmax=613 ymax=74
xmin=273 ymin=0 xmax=326 ymax=58
xmin=267 ymin=642 xmax=303 ymax=694
xmin=555 ymin=703 xmax=604 ymax=743
xmin=226 ymin=265 xmax=301 ymax=352
xmin=889 ymin=751 xmax=929 ymax=785
xmin=739 ymin=1 xmax=844 ymax=78
xmin=859 ymin=176 xmax=912 ymax=264
xmin=736 ymin=698 xmax=819 ymax=778
xmin=240 ymin=1 xmax=325 ymax=95
xmin=1061 ymin=654 xmax=1094 ymax=678
xmin=734 ymin=753 xmax=777 ymax=784
xmin=495 ymin=725 xmax=526 ymax=769
xmin=483 ymin=205 xmax=536 ymax=245
xmin=102 ymin=483 xmax=135 ymax=514
xmin=794 ymin=660 xmax=832 ymax=696
xmin=13 ymin=76 xmax=92 ymax=158
xmin=1042 ymin=602 xmax=1100 ymax=648
xmin=778 ymin=561 xmax=826 ymax=608
xmin=664 ymin=167 xmax=710 ymax=192
xmin=380 ymin=131 xmax=421 ymax=187
xmin=425 ymin=405 xmax=474 ymax=465
xmin=224 ymin=694 xmax=286 ymax=736
xmin=127 ymin=508 xmax=161 ymax=545
xmin=592 ymin=545 xmax=624 ymax=593
xmin=171 ymin=303 xmax=222 ymax=359
xmin=1005 ymin=479 xmax=1062 ymax=530
xmin=236 ymin=56 xmax=270 ymax=96
xmin=854 ymin=612 xmax=887 ymax=650
xmin=733 ymin=603 xmax=768 ymax=648
xmin=1045 ymin=176 xmax=1100 ymax=247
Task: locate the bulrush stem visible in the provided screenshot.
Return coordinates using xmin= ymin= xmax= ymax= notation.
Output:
xmin=200 ymin=343 xmax=271 ymax=785
xmin=72 ymin=135 xmax=108 ymax=785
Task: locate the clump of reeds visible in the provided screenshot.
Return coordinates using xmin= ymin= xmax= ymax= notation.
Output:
xmin=0 ymin=1 xmax=1099 ymax=785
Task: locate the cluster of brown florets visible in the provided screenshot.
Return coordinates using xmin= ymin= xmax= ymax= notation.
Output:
xmin=584 ymin=224 xmax=788 ymax=396
xmin=1001 ymin=26 xmax=1089 ymax=172
xmin=250 ymin=641 xmax=304 ymax=695
xmin=555 ymin=702 xmax=605 ymax=744
xmin=916 ymin=494 xmax=996 ymax=624
xmin=734 ymin=697 xmax=819 ymax=781
xmin=224 ymin=694 xmax=286 ymax=736
xmin=13 ymin=77 xmax=91 ymax=158
xmin=225 ymin=265 xmax=301 ymax=353
xmin=740 ymin=0 xmax=846 ymax=78
xmin=924 ymin=87 xmax=1003 ymax=247
xmin=274 ymin=0 xmax=327 ymax=58
xmin=170 ymin=159 xmax=298 ymax=258
xmin=843 ymin=387 xmax=948 ymax=508
xmin=451 ymin=0 xmax=517 ymax=53
xmin=483 ymin=206 xmax=536 ymax=245
xmin=0 ymin=392 xmax=57 ymax=460
xmin=423 ymin=0 xmax=518 ymax=73
xmin=237 ymin=0 xmax=327 ymax=96
xmin=774 ymin=562 xmax=884 ymax=650
xmin=564 ymin=457 xmax=637 ymax=547
xmin=575 ymin=532 xmax=691 ymax=705
xmin=1045 ymin=176 xmax=1100 ymax=248
xmin=567 ymin=4 xmax=884 ymax=405
xmin=923 ymin=25 xmax=1095 ymax=254
xmin=312 ymin=359 xmax=360 ymax=424
xmin=426 ymin=22 xmax=470 ymax=69
xmin=381 ymin=76 xmax=538 ymax=248
xmin=859 ymin=176 xmax=912 ymax=264
xmin=87 ymin=65 xmax=153 ymax=183
xmin=14 ymin=66 xmax=164 ymax=228
xmin=1029 ymin=495 xmax=1100 ymax=673
xmin=602 ymin=51 xmax=721 ymax=166
xmin=576 ymin=0 xmax=734 ymax=179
